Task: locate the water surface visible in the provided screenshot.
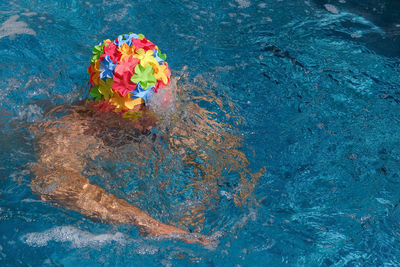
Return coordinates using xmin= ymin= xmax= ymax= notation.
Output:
xmin=1 ymin=0 xmax=400 ymax=266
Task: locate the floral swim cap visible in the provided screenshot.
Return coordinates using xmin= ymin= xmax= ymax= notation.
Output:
xmin=87 ymin=33 xmax=171 ymax=113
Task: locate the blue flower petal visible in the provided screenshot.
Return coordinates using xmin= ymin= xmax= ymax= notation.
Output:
xmin=99 ymin=55 xmax=117 ymax=80
xmin=152 ymin=49 xmax=165 ymax=65
xmin=128 ymin=33 xmax=139 ymax=40
xmin=116 ymin=33 xmax=135 ymax=48
xmin=130 ymin=83 xmax=154 ymax=105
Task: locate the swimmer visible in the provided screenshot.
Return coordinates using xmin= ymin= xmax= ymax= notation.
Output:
xmin=31 ymin=33 xmax=211 ymax=245
xmin=31 ymin=33 xmax=262 ymax=246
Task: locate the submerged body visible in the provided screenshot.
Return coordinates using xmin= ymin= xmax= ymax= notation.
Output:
xmin=31 ymin=104 xmax=189 ymax=237
xmin=31 ymin=77 xmax=260 ymax=245
xmin=31 ymin=77 xmax=209 ymax=243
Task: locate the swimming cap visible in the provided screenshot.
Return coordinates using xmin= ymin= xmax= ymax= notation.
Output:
xmin=87 ymin=33 xmax=171 ymax=113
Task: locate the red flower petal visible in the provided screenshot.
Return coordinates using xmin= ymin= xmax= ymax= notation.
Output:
xmin=100 ymin=42 xmax=121 ymax=62
xmin=114 ymin=57 xmax=139 ymax=77
xmin=132 ymin=38 xmax=156 ymax=51
xmin=111 ymin=57 xmax=140 ymax=97
xmin=112 ymin=71 xmax=137 ymax=97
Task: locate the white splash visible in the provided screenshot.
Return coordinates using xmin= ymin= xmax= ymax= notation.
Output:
xmin=17 ymin=104 xmax=43 ymax=122
xmin=21 ymin=226 xmax=127 ymax=248
xmin=0 ymin=15 xmax=36 ymax=39
xmin=235 ymin=0 xmax=251 ymax=9
xmin=147 ymin=76 xmax=178 ymax=117
xmin=324 ymin=4 xmax=339 ymax=14
xmin=21 ymin=12 xmax=38 ymax=17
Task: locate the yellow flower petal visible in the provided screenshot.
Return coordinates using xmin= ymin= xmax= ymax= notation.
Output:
xmin=125 ymin=97 xmax=145 ymax=110
xmin=98 ymin=78 xmax=114 ymax=100
xmin=109 ymin=92 xmax=144 ymax=112
xmin=90 ymin=60 xmax=101 ymax=86
xmin=122 ymin=111 xmax=143 ymax=122
xmin=153 ymin=63 xmax=168 ymax=84
xmin=119 ymin=43 xmax=137 ymax=62
xmin=94 ymin=60 xmax=100 ymax=72
xmin=133 ymin=48 xmax=158 ymax=68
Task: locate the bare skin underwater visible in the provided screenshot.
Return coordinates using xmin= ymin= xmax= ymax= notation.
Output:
xmin=31 ymin=103 xmax=210 ymax=245
xmin=30 ymin=77 xmax=262 ymax=246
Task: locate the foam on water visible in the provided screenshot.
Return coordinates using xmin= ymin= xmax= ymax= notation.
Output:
xmin=235 ymin=0 xmax=251 ymax=9
xmin=21 ymin=226 xmax=127 ymax=248
xmin=0 ymin=15 xmax=36 ymax=39
xmin=324 ymin=4 xmax=339 ymax=14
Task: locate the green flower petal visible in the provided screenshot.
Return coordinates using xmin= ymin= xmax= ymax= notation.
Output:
xmin=130 ymin=65 xmax=156 ymax=90
xmin=90 ymin=41 xmax=109 ymax=63
xmin=91 ymin=45 xmax=103 ymax=63
xmin=158 ymin=49 xmax=167 ymax=61
xmin=90 ymin=86 xmax=103 ymax=101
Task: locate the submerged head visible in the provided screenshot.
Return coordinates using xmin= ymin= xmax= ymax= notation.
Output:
xmin=87 ymin=33 xmax=172 ymax=116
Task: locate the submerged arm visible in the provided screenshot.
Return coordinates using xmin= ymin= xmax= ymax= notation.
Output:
xmin=33 ymin=165 xmax=184 ymax=236
xmin=31 ymin=114 xmax=187 ymax=237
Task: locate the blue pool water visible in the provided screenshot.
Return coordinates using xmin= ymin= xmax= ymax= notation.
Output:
xmin=1 ymin=0 xmax=400 ymax=265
